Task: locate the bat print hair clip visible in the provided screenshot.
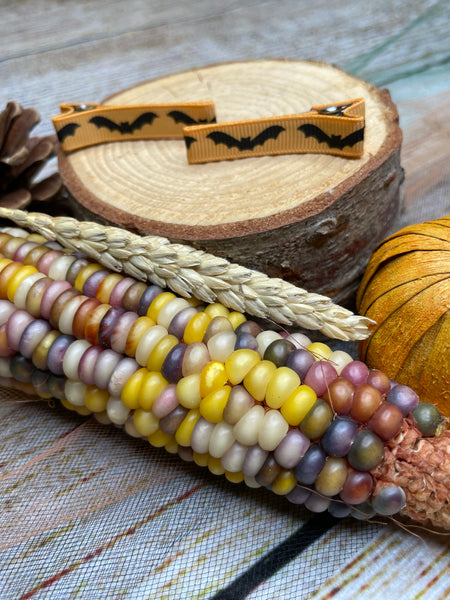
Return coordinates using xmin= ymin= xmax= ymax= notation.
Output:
xmin=52 ymin=101 xmax=216 ymax=152
xmin=183 ymin=98 xmax=365 ymax=163
xmin=52 ymin=98 xmax=364 ymax=162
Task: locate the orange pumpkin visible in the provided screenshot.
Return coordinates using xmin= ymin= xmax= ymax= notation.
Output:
xmin=356 ymin=216 xmax=450 ymax=416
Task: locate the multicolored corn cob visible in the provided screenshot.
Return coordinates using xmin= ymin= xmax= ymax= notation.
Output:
xmin=0 ymin=227 xmax=448 ymax=531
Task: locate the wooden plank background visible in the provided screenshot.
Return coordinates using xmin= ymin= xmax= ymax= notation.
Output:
xmin=1 ymin=1 xmax=449 ymax=599
xmin=2 ymin=0 xmax=449 ymax=218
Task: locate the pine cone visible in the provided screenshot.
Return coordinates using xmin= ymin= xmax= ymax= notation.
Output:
xmin=0 ymin=101 xmax=62 ymax=210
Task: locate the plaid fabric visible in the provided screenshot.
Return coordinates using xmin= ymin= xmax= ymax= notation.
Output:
xmin=1 ymin=396 xmax=449 ymax=599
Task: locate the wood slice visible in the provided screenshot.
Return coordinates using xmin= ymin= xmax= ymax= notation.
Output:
xmin=60 ymin=59 xmax=403 ymax=305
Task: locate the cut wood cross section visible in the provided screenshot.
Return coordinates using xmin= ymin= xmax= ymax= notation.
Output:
xmin=59 ymin=60 xmax=403 ymax=305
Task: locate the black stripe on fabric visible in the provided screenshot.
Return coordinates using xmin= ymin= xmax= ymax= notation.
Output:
xmin=211 ymin=512 xmax=338 ymax=600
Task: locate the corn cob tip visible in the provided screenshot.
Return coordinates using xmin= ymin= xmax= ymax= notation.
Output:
xmin=372 ymin=420 xmax=450 ymax=531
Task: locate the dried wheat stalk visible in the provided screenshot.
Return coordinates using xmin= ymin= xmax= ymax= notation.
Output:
xmin=0 ymin=207 xmax=374 ymax=341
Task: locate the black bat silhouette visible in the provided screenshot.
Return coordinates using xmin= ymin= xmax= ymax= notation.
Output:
xmin=89 ymin=112 xmax=158 ymax=134
xmin=206 ymin=125 xmax=285 ymax=151
xmin=184 ymin=136 xmax=197 ymax=150
xmin=57 ymin=122 xmax=80 ymax=143
xmin=298 ymin=124 xmax=364 ymax=149
xmin=168 ymin=110 xmax=216 ymax=125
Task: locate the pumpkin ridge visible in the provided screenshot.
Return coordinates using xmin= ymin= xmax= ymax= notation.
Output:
xmin=365 ymin=230 xmax=450 ymax=263
xmin=430 ymin=221 xmax=450 ymax=230
xmin=358 ymin=234 xmax=450 ymax=282
xmin=358 ymin=271 xmax=450 ymax=315
xmin=356 ymin=250 xmax=449 ymax=311
xmin=392 ymin=228 xmax=450 ymax=241
xmin=361 ymin=278 xmax=449 ymax=376
xmin=400 ymin=313 xmax=446 ymax=388
xmin=372 ymin=242 xmax=450 ymax=261
xmin=417 ymin=314 xmax=450 ymax=410
xmin=397 ymin=231 xmax=450 ymax=244
xmin=432 ymin=217 xmax=450 ymax=227
xmin=381 ymin=219 xmax=450 ymax=244
xmin=367 ymin=275 xmax=449 ymax=325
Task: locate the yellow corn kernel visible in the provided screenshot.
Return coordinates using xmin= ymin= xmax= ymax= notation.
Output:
xmin=204 ymin=302 xmax=229 ymax=318
xmin=0 ymin=262 xmax=22 ymax=298
xmin=0 ymin=258 xmax=13 ymax=272
xmin=96 ymin=273 xmax=123 ymax=304
xmin=228 ymin=311 xmax=247 ymax=329
xmin=265 ymin=367 xmax=301 ymax=409
xmin=133 ymin=408 xmax=160 ymax=436
xmin=75 ymin=406 xmax=94 ymax=416
xmin=139 ymin=371 xmax=168 ymax=411
xmin=32 ymin=330 xmax=60 ymax=371
xmin=271 ymin=470 xmax=297 ymax=496
xmin=243 ymin=360 xmax=277 ymax=401
xmin=225 ymin=470 xmax=245 ymax=484
xmin=26 ymin=233 xmax=47 ymax=244
xmin=199 ymin=385 xmax=231 ymax=423
xmin=84 ymin=386 xmax=109 ymax=412
xmin=199 ymin=361 xmax=228 ymax=397
xmin=193 ymin=452 xmax=209 ymax=467
xmin=174 ymin=408 xmax=201 ymax=446
xmin=148 ymin=429 xmax=173 ymax=447
xmin=6 ymin=265 xmax=38 ymax=302
xmin=176 ymin=373 xmax=202 ymax=409
xmin=74 ymin=263 xmax=104 ymax=292
xmin=146 ymin=334 xmax=178 ymax=372
xmin=225 ymin=349 xmax=261 ymax=386
xmin=61 ymin=398 xmax=92 ymax=416
xmin=185 ymin=296 xmax=203 ymax=308
xmin=208 ymin=456 xmax=225 ymax=476
xmin=60 ymin=398 xmax=75 ymax=411
xmin=184 ymin=312 xmax=211 ymax=344
xmin=280 ymin=384 xmax=317 ymax=426
xmin=165 ymin=438 xmax=179 ymax=454
xmin=35 ymin=390 xmax=53 ymax=400
xmin=307 ymin=341 xmax=333 ymax=361
xmin=147 ymin=292 xmax=176 ymax=322
xmin=125 ymin=316 xmax=155 ymax=357
xmin=121 ymin=367 xmax=147 ymax=409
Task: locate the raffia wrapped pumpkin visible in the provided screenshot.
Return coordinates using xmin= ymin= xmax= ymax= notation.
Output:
xmin=356 ymin=216 xmax=450 ymax=417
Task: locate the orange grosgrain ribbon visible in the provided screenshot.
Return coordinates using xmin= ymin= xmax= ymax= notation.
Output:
xmin=52 ymin=101 xmax=217 ymax=151
xmin=52 ymin=98 xmax=364 ymax=161
xmin=183 ymin=98 xmax=365 ymax=163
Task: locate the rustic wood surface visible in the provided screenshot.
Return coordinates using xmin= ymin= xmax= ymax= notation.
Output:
xmin=2 ymin=0 xmax=449 ymax=225
xmin=1 ymin=2 xmax=450 ymax=599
